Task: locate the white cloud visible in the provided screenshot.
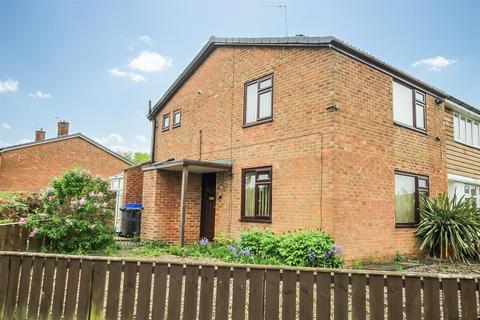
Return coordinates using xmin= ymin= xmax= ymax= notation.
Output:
xmin=1 ymin=122 xmax=11 ymax=129
xmin=109 ymin=68 xmax=146 ymax=82
xmin=413 ymin=56 xmax=457 ymax=71
xmin=0 ymin=140 xmax=9 ymax=148
xmin=128 ymin=50 xmax=172 ymax=73
xmin=93 ymin=133 xmax=149 ymax=154
xmin=29 ymin=90 xmax=51 ymax=99
xmin=0 ymin=78 xmax=19 ymax=92
xmin=138 ymin=35 xmax=153 ymax=45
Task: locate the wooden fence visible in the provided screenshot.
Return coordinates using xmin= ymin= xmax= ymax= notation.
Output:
xmin=0 ymin=251 xmax=478 ymax=319
xmin=0 ymin=223 xmax=46 ymax=252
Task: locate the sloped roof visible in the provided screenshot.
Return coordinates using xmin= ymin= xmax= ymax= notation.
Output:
xmin=0 ymin=133 xmax=134 ymax=165
xmin=148 ymin=36 xmax=479 ymax=120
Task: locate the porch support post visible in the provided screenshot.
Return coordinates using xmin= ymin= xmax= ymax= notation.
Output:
xmin=179 ymin=164 xmax=189 ymax=247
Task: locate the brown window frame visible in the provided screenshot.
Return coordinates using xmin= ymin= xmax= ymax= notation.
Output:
xmin=240 ymin=166 xmax=272 ymax=223
xmin=173 ymin=109 xmax=181 ymax=128
xmin=394 ymin=170 xmax=429 ymax=227
xmin=243 ymin=74 xmax=274 ymax=127
xmin=393 ymin=80 xmax=427 ymax=132
xmin=162 ymin=113 xmax=170 ymax=131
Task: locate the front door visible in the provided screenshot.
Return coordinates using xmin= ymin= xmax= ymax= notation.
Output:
xmin=200 ymin=173 xmax=216 ymax=240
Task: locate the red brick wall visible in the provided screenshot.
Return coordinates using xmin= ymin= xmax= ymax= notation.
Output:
xmin=141 ymin=45 xmax=449 ymax=260
xmin=141 ymin=169 xmax=201 ymax=243
xmin=0 ymin=137 xmax=130 ymax=192
xmin=122 ymin=165 xmax=144 ymax=206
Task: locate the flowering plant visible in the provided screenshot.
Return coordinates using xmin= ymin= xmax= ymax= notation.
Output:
xmin=24 ymin=168 xmax=115 ymax=253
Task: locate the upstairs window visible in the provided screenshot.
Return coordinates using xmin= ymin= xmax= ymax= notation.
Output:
xmin=393 ymin=81 xmax=426 ymax=131
xmin=395 ymin=172 xmax=429 ymax=226
xmin=241 ymin=167 xmax=272 ymax=222
xmin=173 ymin=109 xmax=181 ymax=127
xmin=162 ymin=113 xmax=170 ymax=131
xmin=453 ymin=113 xmax=480 ymax=148
xmin=244 ymin=75 xmax=273 ymax=126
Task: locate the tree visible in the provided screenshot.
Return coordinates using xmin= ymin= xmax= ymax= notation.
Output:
xmin=123 ymin=152 xmax=151 ymax=165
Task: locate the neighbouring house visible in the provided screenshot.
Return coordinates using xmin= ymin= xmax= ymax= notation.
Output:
xmin=121 ymin=36 xmax=479 ymax=260
xmin=0 ymin=121 xmax=133 ymax=192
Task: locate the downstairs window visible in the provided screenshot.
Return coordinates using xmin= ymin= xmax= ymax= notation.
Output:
xmin=394 ymin=172 xmax=429 ymax=226
xmin=241 ymin=167 xmax=272 ymax=222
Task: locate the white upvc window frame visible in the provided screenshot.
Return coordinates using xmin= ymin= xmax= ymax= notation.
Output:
xmin=453 ymin=113 xmax=480 ymax=149
xmin=448 ymin=174 xmax=480 ymax=208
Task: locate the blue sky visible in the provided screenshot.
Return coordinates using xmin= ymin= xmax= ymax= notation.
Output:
xmin=1 ymin=0 xmax=479 ymax=153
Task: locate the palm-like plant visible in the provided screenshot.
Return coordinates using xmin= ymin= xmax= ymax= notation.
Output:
xmin=416 ymin=192 xmax=480 ymax=261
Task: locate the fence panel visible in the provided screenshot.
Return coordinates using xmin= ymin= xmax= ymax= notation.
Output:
xmin=0 ymin=251 xmax=478 ymax=319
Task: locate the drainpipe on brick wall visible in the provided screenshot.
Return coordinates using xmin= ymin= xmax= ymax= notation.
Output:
xmin=149 ymin=101 xmax=156 ymax=162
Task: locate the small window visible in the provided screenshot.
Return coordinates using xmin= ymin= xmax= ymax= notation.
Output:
xmin=173 ymin=109 xmax=181 ymax=127
xmin=393 ymin=81 xmax=426 ymax=131
xmin=244 ymin=75 xmax=273 ymax=126
xmin=395 ymin=172 xmax=429 ymax=226
xmin=162 ymin=113 xmax=170 ymax=130
xmin=241 ymin=167 xmax=272 ymax=221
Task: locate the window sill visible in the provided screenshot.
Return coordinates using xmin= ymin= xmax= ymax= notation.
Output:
xmin=239 ymin=217 xmax=272 ymax=224
xmin=243 ymin=118 xmax=273 ymax=128
xmin=453 ymin=139 xmax=480 ymax=151
xmin=161 ymin=128 xmax=169 ymax=132
xmin=395 ymin=223 xmax=419 ymax=228
xmin=393 ymin=122 xmax=428 ymax=135
xmin=172 ymin=124 xmax=181 ymax=129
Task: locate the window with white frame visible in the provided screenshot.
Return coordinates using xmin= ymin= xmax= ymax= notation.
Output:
xmin=453 ymin=113 xmax=480 ymax=148
xmin=448 ymin=178 xmax=480 ymax=208
xmin=393 ymin=81 xmax=426 ymax=130
xmin=465 ymin=184 xmax=480 ymax=207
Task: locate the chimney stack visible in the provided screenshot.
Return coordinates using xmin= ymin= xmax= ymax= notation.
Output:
xmin=57 ymin=121 xmax=69 ymax=137
xmin=35 ymin=129 xmax=46 ymax=142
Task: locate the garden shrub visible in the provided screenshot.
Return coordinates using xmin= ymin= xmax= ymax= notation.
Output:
xmin=279 ymin=230 xmax=343 ymax=268
xmin=0 ymin=192 xmax=43 ymax=223
xmin=24 ymin=168 xmax=115 ymax=254
xmin=416 ymin=193 xmax=480 ymax=261
xmin=238 ymin=229 xmax=280 ymax=258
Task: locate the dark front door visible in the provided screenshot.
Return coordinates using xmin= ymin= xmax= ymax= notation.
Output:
xmin=200 ymin=173 xmax=216 ymax=240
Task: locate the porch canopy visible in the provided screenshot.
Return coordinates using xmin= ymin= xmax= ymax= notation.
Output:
xmin=143 ymin=159 xmax=232 ymax=246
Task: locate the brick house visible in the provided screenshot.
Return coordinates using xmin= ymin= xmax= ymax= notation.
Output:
xmin=0 ymin=121 xmax=132 ymax=192
xmin=122 ymin=36 xmax=479 ymax=260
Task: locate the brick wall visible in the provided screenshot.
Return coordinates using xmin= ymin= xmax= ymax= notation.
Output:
xmin=141 ymin=169 xmax=201 ymax=243
xmin=122 ymin=165 xmax=144 ymax=206
xmin=141 ymin=45 xmax=449 ymax=260
xmin=0 ymin=137 xmax=130 ymax=192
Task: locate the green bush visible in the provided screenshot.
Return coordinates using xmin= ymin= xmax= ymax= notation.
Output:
xmin=279 ymin=230 xmax=343 ymax=267
xmin=238 ymin=229 xmax=280 ymax=258
xmin=0 ymin=192 xmax=43 ymax=222
xmin=416 ymin=193 xmax=480 ymax=261
xmin=24 ymin=168 xmax=115 ymax=254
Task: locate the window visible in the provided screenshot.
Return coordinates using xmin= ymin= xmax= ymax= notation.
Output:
xmin=393 ymin=81 xmax=426 ymax=130
xmin=244 ymin=75 xmax=273 ymax=126
xmin=465 ymin=184 xmax=480 ymax=208
xmin=162 ymin=113 xmax=170 ymax=130
xmin=241 ymin=167 xmax=272 ymax=221
xmin=453 ymin=113 xmax=480 ymax=148
xmin=173 ymin=109 xmax=181 ymax=127
xmin=395 ymin=172 xmax=429 ymax=226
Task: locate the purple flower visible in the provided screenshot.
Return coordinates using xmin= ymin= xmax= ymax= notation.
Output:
xmin=98 ymin=192 xmax=104 ymax=198
xmin=333 ymin=245 xmax=343 ymax=255
xmin=48 ymin=195 xmax=56 ymax=201
xmin=227 ymin=245 xmax=240 ymax=257
xmin=307 ymin=251 xmax=317 ymax=262
xmin=88 ymin=191 xmax=95 ymax=197
xmin=199 ymin=237 xmax=209 ymax=246
xmin=102 ymin=202 xmax=108 ymax=208
xmin=29 ymin=228 xmax=38 ymax=238
xmin=19 ymin=217 xmax=28 ymax=225
xmin=79 ymin=198 xmax=86 ymax=205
